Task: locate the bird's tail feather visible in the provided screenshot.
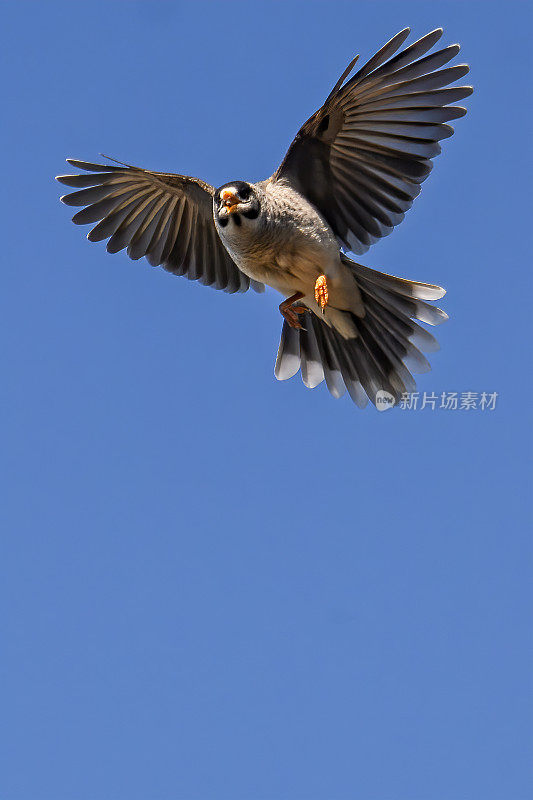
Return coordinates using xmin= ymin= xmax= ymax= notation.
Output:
xmin=275 ymin=256 xmax=447 ymax=408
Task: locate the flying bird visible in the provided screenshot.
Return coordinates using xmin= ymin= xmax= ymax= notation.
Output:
xmin=57 ymin=27 xmax=471 ymax=408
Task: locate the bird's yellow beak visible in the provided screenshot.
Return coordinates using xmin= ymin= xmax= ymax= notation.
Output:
xmin=220 ymin=188 xmax=240 ymax=214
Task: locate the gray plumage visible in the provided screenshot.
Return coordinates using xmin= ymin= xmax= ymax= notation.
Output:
xmin=56 ymin=27 xmax=472 ymax=408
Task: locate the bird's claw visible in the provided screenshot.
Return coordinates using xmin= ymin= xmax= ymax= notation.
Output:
xmin=282 ymin=306 xmax=306 ymax=330
xmin=315 ymin=275 xmax=328 ymax=312
xmin=279 ymin=292 xmax=307 ymax=330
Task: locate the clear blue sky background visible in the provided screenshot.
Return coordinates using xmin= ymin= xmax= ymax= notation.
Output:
xmin=2 ymin=2 xmax=532 ymax=798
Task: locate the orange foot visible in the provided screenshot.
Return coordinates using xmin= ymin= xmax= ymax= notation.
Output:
xmin=279 ymin=292 xmax=307 ymax=330
xmin=315 ymin=275 xmax=329 ymax=312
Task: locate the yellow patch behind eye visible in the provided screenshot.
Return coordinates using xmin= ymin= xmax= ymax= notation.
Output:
xmin=221 ymin=188 xmax=237 ymax=202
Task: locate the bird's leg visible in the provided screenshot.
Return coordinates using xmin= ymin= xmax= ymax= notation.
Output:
xmin=279 ymin=292 xmax=307 ymax=329
xmin=314 ymin=275 xmax=329 ymax=313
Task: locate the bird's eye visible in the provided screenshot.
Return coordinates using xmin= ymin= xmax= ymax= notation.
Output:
xmin=239 ymin=186 xmax=251 ymax=201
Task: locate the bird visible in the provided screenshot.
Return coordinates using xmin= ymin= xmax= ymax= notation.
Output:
xmin=56 ymin=27 xmax=471 ymax=409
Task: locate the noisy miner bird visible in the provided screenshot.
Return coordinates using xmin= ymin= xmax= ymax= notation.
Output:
xmin=57 ymin=27 xmax=471 ymax=408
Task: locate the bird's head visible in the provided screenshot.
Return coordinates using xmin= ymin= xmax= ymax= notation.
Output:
xmin=214 ymin=181 xmax=260 ymax=230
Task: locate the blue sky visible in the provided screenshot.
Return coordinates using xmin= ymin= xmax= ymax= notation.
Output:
xmin=2 ymin=1 xmax=532 ymax=798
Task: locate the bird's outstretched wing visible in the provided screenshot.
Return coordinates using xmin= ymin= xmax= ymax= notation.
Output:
xmin=273 ymin=28 xmax=472 ymax=254
xmin=57 ymin=159 xmax=264 ymax=293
